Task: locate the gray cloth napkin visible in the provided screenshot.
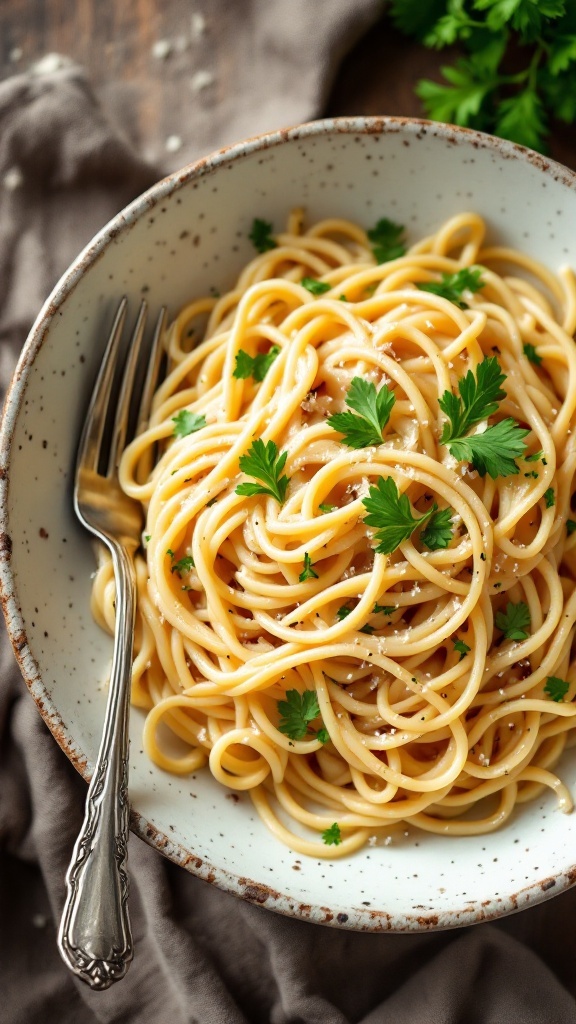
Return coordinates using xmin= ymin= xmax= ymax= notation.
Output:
xmin=2 ymin=5 xmax=576 ymax=1023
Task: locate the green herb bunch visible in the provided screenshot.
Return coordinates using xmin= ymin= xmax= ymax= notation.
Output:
xmin=390 ymin=0 xmax=576 ymax=152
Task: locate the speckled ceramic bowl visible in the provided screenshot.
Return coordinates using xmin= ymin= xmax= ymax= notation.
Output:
xmin=2 ymin=116 xmax=576 ymax=932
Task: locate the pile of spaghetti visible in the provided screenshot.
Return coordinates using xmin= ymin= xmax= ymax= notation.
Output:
xmin=92 ymin=210 xmax=576 ymax=857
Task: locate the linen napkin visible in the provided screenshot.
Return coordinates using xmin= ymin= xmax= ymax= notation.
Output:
xmin=2 ymin=3 xmax=576 ymax=1022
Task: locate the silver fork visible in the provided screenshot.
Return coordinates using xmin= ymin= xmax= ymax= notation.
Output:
xmin=57 ymin=298 xmax=166 ymax=990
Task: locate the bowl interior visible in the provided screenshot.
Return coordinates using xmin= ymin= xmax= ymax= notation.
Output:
xmin=3 ymin=117 xmax=576 ymax=930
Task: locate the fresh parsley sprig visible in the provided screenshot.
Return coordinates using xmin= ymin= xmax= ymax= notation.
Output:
xmin=299 ymin=553 xmax=319 ymax=582
xmin=233 ymin=345 xmax=280 ymax=383
xmin=327 ymin=377 xmax=396 ymax=449
xmin=322 ymin=822 xmax=342 ymax=846
xmin=172 ymin=409 xmax=207 ymax=438
xmin=439 ymin=357 xmax=529 ymax=478
xmin=495 ymin=601 xmax=531 ymax=641
xmin=236 ymin=439 xmax=289 ymax=504
xmin=277 ymin=690 xmax=328 ymax=741
xmin=367 ymin=218 xmax=407 ymax=263
xmin=417 ymin=267 xmax=485 ymax=308
xmin=391 ymin=1 xmax=576 ymax=153
xmin=453 ymin=637 xmax=471 ymax=660
xmin=249 ymin=218 xmax=277 ymax=253
xmin=362 ymin=477 xmax=436 ymax=555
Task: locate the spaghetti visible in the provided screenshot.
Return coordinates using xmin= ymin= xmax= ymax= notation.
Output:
xmin=92 ymin=210 xmax=576 ymax=858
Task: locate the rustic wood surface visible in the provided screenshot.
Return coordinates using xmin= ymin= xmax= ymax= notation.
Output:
xmin=0 ymin=2 xmax=574 ymax=170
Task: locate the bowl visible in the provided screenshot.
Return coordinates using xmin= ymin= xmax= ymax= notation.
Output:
xmin=3 ymin=115 xmax=576 ymax=932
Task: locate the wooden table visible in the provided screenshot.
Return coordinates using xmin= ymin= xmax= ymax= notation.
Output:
xmin=0 ymin=2 xmax=574 ymax=170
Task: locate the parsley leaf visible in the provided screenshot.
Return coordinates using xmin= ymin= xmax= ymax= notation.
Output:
xmin=417 ymin=266 xmax=485 ymax=308
xmin=544 ymin=487 xmax=555 ymax=508
xmin=301 ymin=277 xmax=331 ymax=295
xmin=316 ymin=727 xmax=330 ymax=744
xmin=319 ymin=503 xmax=337 ymax=514
xmin=420 ymin=507 xmax=454 ymax=550
xmin=567 ymin=520 xmax=576 ymax=535
xmin=367 ymin=218 xmax=407 ymax=263
xmin=544 ymin=676 xmax=570 ymax=702
xmin=327 ymin=377 xmax=396 ymax=448
xmin=299 ymin=552 xmax=319 ymax=582
xmin=277 ymin=689 xmax=321 ymax=740
xmin=495 ymin=601 xmax=531 ymax=641
xmin=523 ymin=343 xmax=542 ymax=365
xmin=249 ymin=218 xmax=277 ymax=253
xmin=495 ymin=88 xmax=548 ymax=152
xmin=374 ymin=603 xmax=397 ymax=615
xmin=233 ymin=345 xmax=280 ymax=382
xmin=322 ymin=822 xmax=342 ymax=846
xmin=525 ymin=450 xmax=543 ymax=462
xmin=170 ymin=555 xmax=195 ymax=577
xmin=439 ymin=358 xmax=529 ymax=477
xmin=336 ymin=605 xmax=374 ymax=634
xmin=172 ymin=409 xmax=207 ymax=438
xmin=362 ymin=477 xmax=436 ymax=555
xmin=453 ymin=638 xmax=471 ymax=660
xmin=236 ymin=439 xmax=289 ymax=504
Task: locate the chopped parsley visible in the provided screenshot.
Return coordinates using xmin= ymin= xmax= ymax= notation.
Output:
xmin=236 ymin=439 xmax=289 ymax=504
xmin=172 ymin=409 xmax=207 ymax=438
xmin=544 ymin=676 xmax=570 ymax=703
xmin=233 ymin=345 xmax=280 ymax=382
xmin=495 ymin=601 xmax=531 ymax=641
xmin=299 ymin=552 xmax=319 ymax=582
xmin=319 ymin=503 xmax=337 ymax=514
xmin=321 ymin=822 xmax=342 ymax=846
xmin=417 ymin=266 xmax=485 ymax=308
xmin=249 ymin=218 xmax=276 ymax=253
xmin=567 ymin=520 xmax=576 ymax=536
xmin=327 ymin=376 xmax=395 ymax=449
xmin=362 ymin=477 xmax=437 ymax=555
xmin=525 ymin=450 xmax=544 ymax=462
xmin=544 ymin=487 xmax=555 ymax=508
xmin=336 ymin=604 xmax=374 ymax=634
xmin=367 ymin=218 xmax=407 ymax=263
xmin=301 ymin=277 xmax=331 ymax=295
xmin=524 ymin=343 xmax=542 ymax=366
xmin=373 ymin=603 xmax=397 ymax=615
xmin=316 ymin=728 xmax=330 ymax=744
xmin=277 ymin=689 xmax=322 ymax=740
xmin=453 ymin=638 xmax=471 ymax=660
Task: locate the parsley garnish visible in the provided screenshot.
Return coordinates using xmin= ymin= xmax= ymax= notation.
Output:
xmin=299 ymin=552 xmax=319 ymax=582
xmin=316 ymin=728 xmax=330 ymax=744
xmin=144 ymin=534 xmax=151 ymax=543
xmin=544 ymin=487 xmax=555 ymax=508
xmin=236 ymin=439 xmax=289 ymax=504
xmin=336 ymin=605 xmax=373 ymax=634
xmin=327 ymin=377 xmax=395 ymax=448
xmin=301 ymin=277 xmax=331 ymax=295
xmin=374 ymin=603 xmax=397 ymax=615
xmin=453 ymin=638 xmax=471 ymax=660
xmin=339 ymin=294 xmax=348 ymax=301
xmin=233 ymin=345 xmax=280 ymax=382
xmin=439 ymin=357 xmax=529 ymax=478
xmin=391 ymin=2 xmax=573 ymax=154
xmin=567 ymin=520 xmax=576 ymax=536
xmin=362 ymin=477 xmax=436 ymax=555
xmin=525 ymin=450 xmax=543 ymax=462
xmin=495 ymin=601 xmax=531 ymax=641
xmin=524 ymin=343 xmax=542 ymax=366
xmin=172 ymin=409 xmax=207 ymax=438
xmin=544 ymin=676 xmax=570 ymax=703
xmin=166 ymin=548 xmax=175 ymax=558
xmin=417 ymin=267 xmax=484 ymax=309
xmin=420 ymin=507 xmax=454 ymax=550
xmin=277 ymin=689 xmax=321 ymax=740
xmin=319 ymin=503 xmax=337 ymax=514
xmin=322 ymin=822 xmax=342 ymax=846
xmin=170 ymin=554 xmax=195 ymax=577
xmin=249 ymin=218 xmax=276 ymax=253
xmin=367 ymin=218 xmax=407 ymax=263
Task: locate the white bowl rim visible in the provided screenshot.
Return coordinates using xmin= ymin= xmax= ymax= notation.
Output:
xmin=3 ymin=114 xmax=576 ymax=932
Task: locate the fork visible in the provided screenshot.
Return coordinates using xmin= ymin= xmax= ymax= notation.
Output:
xmin=57 ymin=298 xmax=166 ymax=990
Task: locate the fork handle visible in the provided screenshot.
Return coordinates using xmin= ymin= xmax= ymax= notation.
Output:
xmin=58 ymin=543 xmax=135 ymax=990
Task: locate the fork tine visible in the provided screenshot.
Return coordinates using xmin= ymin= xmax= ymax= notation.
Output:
xmin=76 ymin=297 xmax=128 ymax=476
xmin=136 ymin=306 xmax=167 ymax=436
xmin=106 ymin=300 xmax=148 ymax=477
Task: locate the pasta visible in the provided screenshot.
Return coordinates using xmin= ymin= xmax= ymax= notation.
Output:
xmin=91 ymin=210 xmax=576 ymax=858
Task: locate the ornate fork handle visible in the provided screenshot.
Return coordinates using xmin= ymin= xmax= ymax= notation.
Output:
xmin=58 ymin=543 xmax=136 ymax=990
